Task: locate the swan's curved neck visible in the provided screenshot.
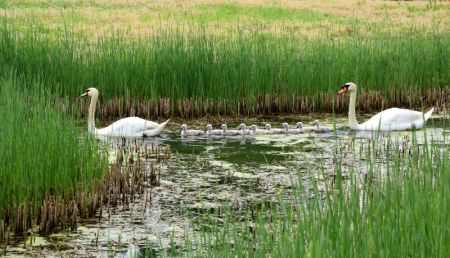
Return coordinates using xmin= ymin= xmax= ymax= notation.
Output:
xmin=348 ymin=90 xmax=360 ymax=130
xmin=88 ymin=95 xmax=98 ymax=133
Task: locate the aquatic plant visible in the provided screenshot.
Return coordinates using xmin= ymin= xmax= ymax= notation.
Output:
xmin=0 ymin=75 xmax=107 ymax=236
xmin=0 ymin=20 xmax=448 ymax=118
xmin=151 ymin=130 xmax=450 ymax=257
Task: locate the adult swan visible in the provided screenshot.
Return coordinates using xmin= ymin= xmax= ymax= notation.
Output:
xmin=81 ymin=88 xmax=169 ymax=137
xmin=338 ymin=82 xmax=434 ymax=131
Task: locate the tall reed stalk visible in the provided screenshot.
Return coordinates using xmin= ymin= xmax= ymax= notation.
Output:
xmin=0 ymin=74 xmax=107 ymax=236
xmin=0 ymin=21 xmax=448 ymax=117
xmin=156 ymin=131 xmax=450 ymax=257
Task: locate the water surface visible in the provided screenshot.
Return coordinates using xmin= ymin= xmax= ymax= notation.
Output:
xmin=6 ymin=116 xmax=449 ymax=257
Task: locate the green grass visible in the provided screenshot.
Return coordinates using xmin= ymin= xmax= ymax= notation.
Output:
xmin=0 ymin=73 xmax=107 ymax=235
xmin=0 ymin=0 xmax=114 ymax=9
xmin=153 ymin=131 xmax=450 ymax=257
xmin=185 ymin=4 xmax=349 ymax=24
xmin=0 ymin=2 xmax=353 ymax=24
xmin=0 ymin=20 xmax=448 ymax=117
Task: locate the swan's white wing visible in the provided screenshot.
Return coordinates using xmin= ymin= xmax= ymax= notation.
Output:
xmin=361 ymin=108 xmax=427 ymax=131
xmin=110 ymin=117 xmax=160 ymax=130
xmin=143 ymin=119 xmax=170 ymax=137
xmin=97 ymin=117 xmax=167 ymax=137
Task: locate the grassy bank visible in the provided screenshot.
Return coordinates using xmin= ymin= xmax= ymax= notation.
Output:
xmin=0 ymin=74 xmax=107 ymax=237
xmin=0 ymin=21 xmax=448 ymax=118
xmin=1 ymin=0 xmax=447 ymax=37
xmin=161 ymin=131 xmax=449 ymax=257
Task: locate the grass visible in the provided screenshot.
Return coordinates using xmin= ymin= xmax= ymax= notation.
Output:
xmin=151 ymin=130 xmax=450 ymax=257
xmin=1 ymin=0 xmax=448 ymax=39
xmin=1 ymin=2 xmax=344 ymax=24
xmin=0 ymin=73 xmax=107 ymax=236
xmin=179 ymin=4 xmax=349 ymax=24
xmin=0 ymin=20 xmax=448 ymax=117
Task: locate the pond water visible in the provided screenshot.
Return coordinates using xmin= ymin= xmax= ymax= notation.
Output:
xmin=5 ymin=116 xmax=449 ymax=257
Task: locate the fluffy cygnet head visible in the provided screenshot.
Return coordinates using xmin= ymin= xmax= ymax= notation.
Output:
xmin=313 ymin=120 xmax=320 ymax=128
xmin=221 ymin=124 xmax=227 ymax=131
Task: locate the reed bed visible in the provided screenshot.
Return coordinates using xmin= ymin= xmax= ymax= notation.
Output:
xmin=1 ymin=21 xmax=448 ymax=118
xmin=0 ymin=74 xmax=172 ymax=242
xmin=157 ymin=131 xmax=450 ymax=257
xmin=0 ymin=75 xmax=108 ymax=239
xmin=72 ymin=87 xmax=449 ymax=119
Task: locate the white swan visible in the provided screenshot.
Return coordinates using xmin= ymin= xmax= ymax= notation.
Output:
xmin=205 ymin=124 xmax=222 ymax=136
xmin=302 ymin=122 xmax=316 ymax=133
xmin=288 ymin=122 xmax=306 ymax=134
xmin=284 ymin=122 xmax=302 ymax=134
xmin=270 ymin=123 xmax=289 ymax=134
xmin=180 ymin=124 xmax=204 ymax=137
xmin=261 ymin=124 xmax=273 ymax=135
xmin=221 ymin=124 xmax=241 ymax=136
xmin=339 ymin=83 xmax=434 ymax=131
xmin=263 ymin=123 xmax=281 ymax=134
xmin=81 ymin=88 xmax=169 ymax=137
xmin=238 ymin=123 xmax=249 ymax=135
xmin=312 ymin=120 xmax=332 ymax=133
xmin=249 ymin=125 xmax=271 ymax=135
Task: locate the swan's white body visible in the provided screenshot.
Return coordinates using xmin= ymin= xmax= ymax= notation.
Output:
xmin=339 ymin=83 xmax=434 ymax=131
xmin=180 ymin=124 xmax=204 ymax=137
xmin=96 ymin=117 xmax=169 ymax=137
xmin=205 ymin=124 xmax=222 ymax=136
xmin=82 ymin=88 xmax=169 ymax=137
xmin=354 ymin=108 xmax=433 ymax=131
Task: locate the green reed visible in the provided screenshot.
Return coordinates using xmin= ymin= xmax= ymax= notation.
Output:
xmin=151 ymin=130 xmax=449 ymax=257
xmin=0 ymin=73 xmax=107 ymax=234
xmin=0 ymin=20 xmax=448 ymax=117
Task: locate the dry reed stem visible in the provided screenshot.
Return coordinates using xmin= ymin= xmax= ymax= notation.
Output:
xmin=74 ymin=88 xmax=449 ymax=120
xmin=1 ymin=143 xmax=170 ymax=238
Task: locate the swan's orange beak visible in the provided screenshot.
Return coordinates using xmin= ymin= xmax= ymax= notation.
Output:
xmin=81 ymin=91 xmax=88 ymax=97
xmin=338 ymin=87 xmax=348 ymax=94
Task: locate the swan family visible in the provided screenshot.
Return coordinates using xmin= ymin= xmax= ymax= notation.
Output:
xmin=81 ymin=83 xmax=434 ymax=138
xmin=180 ymin=121 xmax=333 ymax=137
